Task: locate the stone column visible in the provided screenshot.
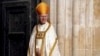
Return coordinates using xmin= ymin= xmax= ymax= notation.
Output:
xmin=73 ymin=0 xmax=94 ymax=56
xmin=73 ymin=0 xmax=86 ymax=56
xmin=85 ymin=0 xmax=94 ymax=56
xmin=50 ymin=0 xmax=73 ymax=56
xmin=56 ymin=0 xmax=66 ymax=56
xmin=56 ymin=0 xmax=73 ymax=56
xmin=93 ymin=0 xmax=100 ymax=56
xmin=44 ymin=0 xmax=94 ymax=56
xmin=49 ymin=0 xmax=57 ymax=30
xmin=64 ymin=0 xmax=73 ymax=56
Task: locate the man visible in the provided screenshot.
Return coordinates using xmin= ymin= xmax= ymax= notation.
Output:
xmin=27 ymin=2 xmax=60 ymax=56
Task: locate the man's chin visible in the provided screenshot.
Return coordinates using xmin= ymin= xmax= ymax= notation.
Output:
xmin=40 ymin=22 xmax=46 ymax=25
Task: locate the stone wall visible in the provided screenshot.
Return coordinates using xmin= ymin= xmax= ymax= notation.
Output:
xmin=42 ymin=0 xmax=100 ymax=56
xmin=93 ymin=0 xmax=100 ymax=56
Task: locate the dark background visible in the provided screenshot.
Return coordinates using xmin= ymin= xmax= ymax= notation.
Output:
xmin=0 ymin=0 xmax=41 ymax=56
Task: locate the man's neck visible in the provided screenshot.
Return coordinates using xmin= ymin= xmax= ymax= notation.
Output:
xmin=39 ymin=23 xmax=46 ymax=25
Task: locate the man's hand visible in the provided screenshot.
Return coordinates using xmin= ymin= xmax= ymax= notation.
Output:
xmin=36 ymin=48 xmax=41 ymax=56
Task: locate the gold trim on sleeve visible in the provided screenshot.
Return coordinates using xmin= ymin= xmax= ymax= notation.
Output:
xmin=49 ymin=38 xmax=58 ymax=56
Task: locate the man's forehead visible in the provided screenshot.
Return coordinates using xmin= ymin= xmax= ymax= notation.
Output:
xmin=39 ymin=14 xmax=48 ymax=16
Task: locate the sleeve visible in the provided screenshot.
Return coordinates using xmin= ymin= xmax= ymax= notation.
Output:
xmin=27 ymin=26 xmax=36 ymax=56
xmin=48 ymin=25 xmax=61 ymax=56
xmin=51 ymin=39 xmax=61 ymax=56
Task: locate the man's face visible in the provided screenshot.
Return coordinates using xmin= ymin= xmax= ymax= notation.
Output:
xmin=39 ymin=14 xmax=48 ymax=24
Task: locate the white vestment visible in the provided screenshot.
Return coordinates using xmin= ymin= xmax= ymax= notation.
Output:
xmin=27 ymin=22 xmax=60 ymax=56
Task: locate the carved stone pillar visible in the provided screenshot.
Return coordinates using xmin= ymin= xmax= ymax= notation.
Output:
xmin=42 ymin=0 xmax=94 ymax=56
xmin=93 ymin=0 xmax=100 ymax=56
xmin=73 ymin=0 xmax=94 ymax=56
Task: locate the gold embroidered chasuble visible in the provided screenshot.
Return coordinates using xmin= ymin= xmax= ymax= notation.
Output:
xmin=27 ymin=22 xmax=60 ymax=56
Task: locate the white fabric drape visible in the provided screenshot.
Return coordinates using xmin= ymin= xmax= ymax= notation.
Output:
xmin=27 ymin=22 xmax=60 ymax=56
